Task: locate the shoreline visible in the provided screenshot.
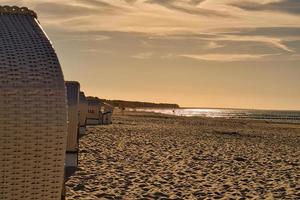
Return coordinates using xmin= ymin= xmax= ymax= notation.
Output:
xmin=125 ymin=109 xmax=300 ymax=125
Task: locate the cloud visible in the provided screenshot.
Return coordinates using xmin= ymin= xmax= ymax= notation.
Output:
xmin=3 ymin=0 xmax=299 ymax=59
xmin=125 ymin=0 xmax=138 ymax=4
xmin=231 ymin=0 xmax=300 ymax=15
xmin=12 ymin=0 xmax=298 ymax=37
xmin=54 ymin=33 xmax=111 ymax=42
xmin=80 ymin=48 xmax=113 ymax=54
xmin=220 ymin=27 xmax=300 ymax=38
xmin=180 ymin=53 xmax=277 ymax=62
xmin=219 ymin=35 xmax=294 ymax=52
xmin=190 ymin=0 xmax=207 ymax=5
xmin=161 ymin=53 xmax=175 ymax=59
xmin=34 ymin=2 xmax=100 ymax=17
xmin=75 ymin=0 xmax=116 ymax=7
xmin=145 ymin=0 xmax=231 ymax=17
xmin=95 ymin=35 xmax=111 ymax=41
xmin=154 ymin=33 xmax=294 ymax=53
xmin=132 ymin=52 xmax=153 ymax=59
xmin=206 ymin=41 xmax=224 ymax=49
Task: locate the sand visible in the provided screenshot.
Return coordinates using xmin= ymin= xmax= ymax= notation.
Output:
xmin=66 ymin=110 xmax=300 ymax=199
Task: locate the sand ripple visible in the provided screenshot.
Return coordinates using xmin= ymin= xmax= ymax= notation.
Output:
xmin=66 ymin=112 xmax=300 ymax=199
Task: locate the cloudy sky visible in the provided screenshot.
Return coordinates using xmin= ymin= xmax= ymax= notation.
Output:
xmin=5 ymin=0 xmax=300 ymax=109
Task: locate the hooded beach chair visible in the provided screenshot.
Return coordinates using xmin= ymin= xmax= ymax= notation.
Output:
xmin=102 ymin=102 xmax=114 ymax=125
xmin=0 ymin=6 xmax=67 ymax=200
xmin=65 ymin=81 xmax=80 ymax=179
xmin=79 ymin=91 xmax=88 ymax=134
xmin=86 ymin=97 xmax=102 ymax=125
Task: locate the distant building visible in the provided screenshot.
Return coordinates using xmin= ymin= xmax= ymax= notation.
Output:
xmin=0 ymin=6 xmax=67 ymax=200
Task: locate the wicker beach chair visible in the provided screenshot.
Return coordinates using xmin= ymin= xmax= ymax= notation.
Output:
xmin=79 ymin=91 xmax=88 ymax=134
xmin=0 ymin=6 xmax=67 ymax=200
xmin=102 ymin=102 xmax=114 ymax=125
xmin=86 ymin=97 xmax=102 ymax=125
xmin=65 ymin=81 xmax=80 ymax=180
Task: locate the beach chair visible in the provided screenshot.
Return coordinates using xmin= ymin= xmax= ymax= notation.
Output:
xmin=99 ymin=109 xmax=104 ymax=125
xmin=102 ymin=102 xmax=114 ymax=125
xmin=0 ymin=6 xmax=67 ymax=200
xmin=65 ymin=81 xmax=80 ymax=180
xmin=86 ymin=97 xmax=102 ymax=125
xmin=79 ymin=91 xmax=88 ymax=135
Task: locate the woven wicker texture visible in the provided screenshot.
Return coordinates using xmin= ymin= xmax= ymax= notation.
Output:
xmin=102 ymin=103 xmax=114 ymax=124
xmin=79 ymin=92 xmax=88 ymax=127
xmin=86 ymin=97 xmax=102 ymax=125
xmin=0 ymin=7 xmax=67 ymax=200
xmin=102 ymin=112 xmax=112 ymax=124
xmin=66 ymin=81 xmax=80 ymax=153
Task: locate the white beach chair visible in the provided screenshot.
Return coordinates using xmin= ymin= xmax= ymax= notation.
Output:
xmin=0 ymin=6 xmax=67 ymax=200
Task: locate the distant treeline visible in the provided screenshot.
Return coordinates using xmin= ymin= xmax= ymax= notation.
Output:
xmin=100 ymin=99 xmax=180 ymax=109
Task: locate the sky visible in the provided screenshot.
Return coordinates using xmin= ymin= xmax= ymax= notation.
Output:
xmin=4 ymin=0 xmax=300 ymax=110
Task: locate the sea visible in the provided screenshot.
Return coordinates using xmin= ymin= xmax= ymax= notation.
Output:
xmin=130 ymin=108 xmax=300 ymax=123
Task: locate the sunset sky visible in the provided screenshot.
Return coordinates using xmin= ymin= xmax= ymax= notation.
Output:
xmin=4 ymin=0 xmax=300 ymax=110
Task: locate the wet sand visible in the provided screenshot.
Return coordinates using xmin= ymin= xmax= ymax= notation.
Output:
xmin=66 ymin=111 xmax=300 ymax=199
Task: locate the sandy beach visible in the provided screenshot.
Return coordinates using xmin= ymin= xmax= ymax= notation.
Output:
xmin=66 ymin=111 xmax=300 ymax=200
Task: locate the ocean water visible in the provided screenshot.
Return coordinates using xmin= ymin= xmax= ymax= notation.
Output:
xmin=131 ymin=108 xmax=300 ymax=123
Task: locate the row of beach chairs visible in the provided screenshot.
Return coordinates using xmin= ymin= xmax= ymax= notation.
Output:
xmin=0 ymin=6 xmax=113 ymax=200
xmin=64 ymin=82 xmax=114 ymax=199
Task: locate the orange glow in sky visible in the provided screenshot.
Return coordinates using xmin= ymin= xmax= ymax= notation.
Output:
xmin=4 ymin=0 xmax=300 ymax=110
